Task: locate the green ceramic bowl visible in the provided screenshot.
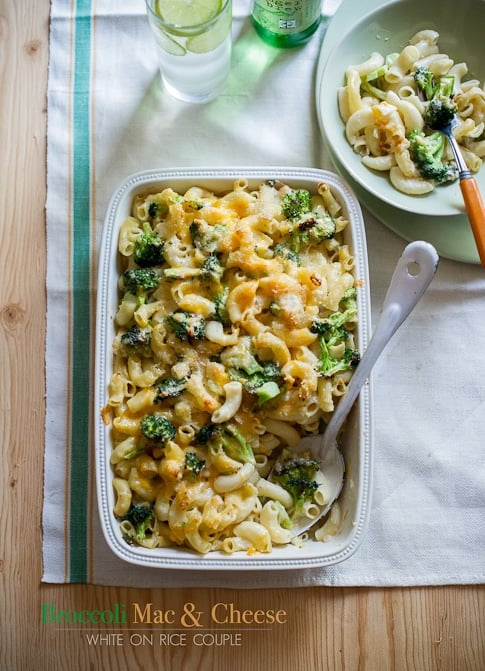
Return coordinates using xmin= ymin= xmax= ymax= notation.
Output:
xmin=319 ymin=0 xmax=485 ymax=217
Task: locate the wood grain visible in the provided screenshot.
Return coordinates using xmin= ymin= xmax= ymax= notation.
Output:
xmin=1 ymin=1 xmax=484 ymax=670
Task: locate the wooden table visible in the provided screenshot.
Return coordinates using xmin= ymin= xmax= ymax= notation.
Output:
xmin=1 ymin=1 xmax=484 ymax=669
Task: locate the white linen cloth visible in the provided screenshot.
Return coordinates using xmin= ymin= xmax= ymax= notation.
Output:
xmin=43 ymin=0 xmax=485 ymax=586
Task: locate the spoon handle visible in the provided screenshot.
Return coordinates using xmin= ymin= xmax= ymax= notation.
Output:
xmin=322 ymin=241 xmax=439 ymax=449
xmin=459 ymin=178 xmax=485 ymax=267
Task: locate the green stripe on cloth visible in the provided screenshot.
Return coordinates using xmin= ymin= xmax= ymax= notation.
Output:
xmin=69 ymin=0 xmax=92 ymax=582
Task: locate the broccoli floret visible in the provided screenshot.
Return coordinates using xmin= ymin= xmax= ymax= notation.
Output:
xmin=251 ymin=380 xmax=281 ymax=404
xmin=310 ymin=319 xmax=343 ymax=337
xmin=281 ymin=189 xmax=312 ymax=220
xmin=408 ymin=129 xmax=458 ymax=184
xmin=166 ymin=310 xmax=206 ymax=341
xmin=140 ymin=414 xmax=176 ymax=443
xmin=154 ymin=377 xmax=187 ymax=402
xmin=434 ymin=74 xmax=455 ymax=99
xmin=317 ymin=328 xmax=360 ymax=377
xmin=311 ymin=307 xmax=360 ymax=378
xmin=272 ymin=449 xmax=320 ymax=516
xmin=313 ymin=320 xmax=349 ymax=340
xmin=235 ymin=352 xmax=263 ymax=376
xmin=413 ymin=68 xmax=457 ymax=130
xmin=122 ymin=503 xmax=154 ymax=544
xmin=340 ymin=286 xmax=357 ymax=310
xmin=273 ymin=243 xmax=302 ymax=266
xmin=230 ymin=360 xmax=282 ymax=404
xmin=189 ymin=220 xmax=227 ymax=253
xmin=201 ymin=253 xmax=224 ymax=283
xmin=134 ymin=222 xmax=165 ymax=267
xmin=148 ymin=202 xmax=158 ymax=218
xmin=121 ymin=268 xmax=160 ymax=303
xmin=198 ymin=423 xmax=255 ymax=464
xmin=311 ymin=302 xmax=357 ymax=335
xmin=185 ymin=451 xmax=205 ymax=475
xmin=217 ymin=424 xmax=255 ymax=464
xmin=119 ymin=325 xmax=152 ymax=357
xmin=252 ymin=360 xmax=280 ymax=382
xmin=148 ymin=202 xmax=159 ymax=219
xmin=213 ymin=286 xmax=229 ymax=324
xmin=340 ymin=347 xmax=360 ymax=369
xmin=221 ymin=338 xmax=263 ymax=376
xmin=280 ymin=190 xmax=336 ymax=252
xmin=224 ymin=342 xmax=282 ymax=403
xmin=414 ymin=67 xmax=455 ymax=100
xmin=147 ymin=200 xmax=170 ymax=220
xmin=194 ymin=423 xmax=221 ymax=445
xmin=414 ymin=66 xmax=436 ymax=100
xmin=423 ymin=97 xmax=458 ymax=131
xmin=242 ymin=365 xmax=281 ymax=403
xmin=288 ymin=212 xmax=336 ymax=252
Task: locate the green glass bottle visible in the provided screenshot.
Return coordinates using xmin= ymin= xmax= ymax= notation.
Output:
xmin=250 ymin=0 xmax=323 ymax=48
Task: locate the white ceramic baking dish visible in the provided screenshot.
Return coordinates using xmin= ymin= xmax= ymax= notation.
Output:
xmin=95 ymin=167 xmax=372 ymax=570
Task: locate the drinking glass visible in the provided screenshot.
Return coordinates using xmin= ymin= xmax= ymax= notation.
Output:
xmin=145 ymin=0 xmax=233 ymax=103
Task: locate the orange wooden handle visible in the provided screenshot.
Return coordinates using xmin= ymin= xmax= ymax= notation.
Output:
xmin=460 ymin=177 xmax=485 ymax=267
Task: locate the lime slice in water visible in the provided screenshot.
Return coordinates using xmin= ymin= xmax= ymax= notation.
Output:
xmin=156 ymin=0 xmax=222 ymax=27
xmin=186 ymin=21 xmax=227 ymax=53
xmin=154 ymin=29 xmax=187 ymax=55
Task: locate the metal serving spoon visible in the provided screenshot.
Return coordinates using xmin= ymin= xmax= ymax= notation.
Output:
xmin=432 ymin=116 xmax=485 ymax=267
xmin=286 ymin=240 xmax=439 ymax=538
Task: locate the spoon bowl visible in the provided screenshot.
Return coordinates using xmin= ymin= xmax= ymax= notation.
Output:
xmin=284 ymin=240 xmax=439 ymax=538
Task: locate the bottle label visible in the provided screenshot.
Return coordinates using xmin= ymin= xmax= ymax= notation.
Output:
xmin=252 ymin=0 xmax=322 ymax=35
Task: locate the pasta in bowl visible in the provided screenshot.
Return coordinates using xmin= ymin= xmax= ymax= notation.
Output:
xmin=319 ymin=0 xmax=485 ymax=217
xmin=95 ymin=167 xmax=371 ymax=570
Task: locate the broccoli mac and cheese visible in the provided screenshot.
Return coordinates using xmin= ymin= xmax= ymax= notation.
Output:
xmin=102 ymin=178 xmax=360 ymax=555
xmin=339 ymin=29 xmax=485 ymax=195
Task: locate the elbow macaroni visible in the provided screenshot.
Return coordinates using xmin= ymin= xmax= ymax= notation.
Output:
xmin=339 ymin=29 xmax=485 ymax=195
xmin=105 ymin=179 xmax=358 ymax=555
